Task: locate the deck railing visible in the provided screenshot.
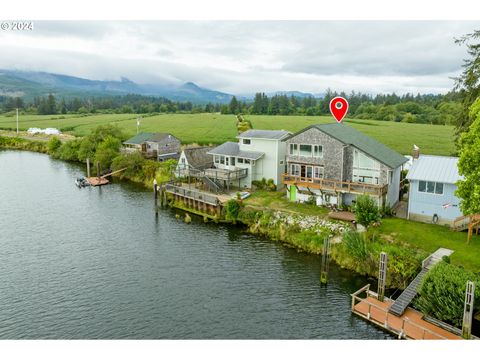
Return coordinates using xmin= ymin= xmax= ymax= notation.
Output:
xmin=282 ymin=173 xmax=388 ymax=196
xmin=164 ymin=184 xmax=220 ymax=206
xmin=351 ymin=285 xmax=448 ymax=340
xmin=204 ymin=167 xmax=248 ymax=181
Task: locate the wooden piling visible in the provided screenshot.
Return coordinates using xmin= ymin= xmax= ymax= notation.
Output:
xmin=86 ymin=157 xmax=91 ymax=177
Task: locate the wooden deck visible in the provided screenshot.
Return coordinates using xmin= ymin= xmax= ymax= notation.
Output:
xmin=282 ymin=174 xmax=388 ymax=196
xmin=351 ymin=285 xmax=461 ymax=340
xmin=328 ymin=211 xmax=355 ymax=222
xmin=86 ymin=177 xmax=109 ymax=186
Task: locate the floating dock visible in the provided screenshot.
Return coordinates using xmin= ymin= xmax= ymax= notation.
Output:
xmin=86 ymin=177 xmax=109 ymax=186
xmin=351 ymin=285 xmax=461 ymax=340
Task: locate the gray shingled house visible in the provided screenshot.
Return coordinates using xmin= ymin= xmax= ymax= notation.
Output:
xmin=123 ymin=132 xmax=181 ymax=162
xmin=175 ymin=146 xmax=214 ymax=176
xmin=283 ymin=123 xmax=408 ymax=207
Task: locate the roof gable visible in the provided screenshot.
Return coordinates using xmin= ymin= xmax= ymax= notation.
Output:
xmin=183 ymin=146 xmax=214 ymax=169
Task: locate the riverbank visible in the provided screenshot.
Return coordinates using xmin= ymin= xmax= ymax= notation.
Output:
xmin=2 ymin=136 xmax=476 ymax=286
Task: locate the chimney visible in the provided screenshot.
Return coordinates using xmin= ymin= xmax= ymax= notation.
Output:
xmin=412 ymin=144 xmax=420 ymax=160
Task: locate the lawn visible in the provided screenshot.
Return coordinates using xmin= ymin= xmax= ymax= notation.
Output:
xmin=244 ymin=191 xmax=479 ymax=272
xmin=377 ymin=218 xmax=480 ymax=272
xmin=0 ymin=113 xmax=456 ymax=155
xmin=243 ymin=190 xmax=330 ymax=217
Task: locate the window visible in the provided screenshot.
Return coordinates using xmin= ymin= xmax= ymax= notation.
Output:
xmin=419 ymin=180 xmax=426 ymax=192
xmin=418 ymin=181 xmax=444 ymax=195
xmin=279 ymin=160 xmax=284 ymax=165
xmin=220 ymin=156 xmax=225 ymax=165
xmin=243 ymin=139 xmax=251 ymax=145
xmin=353 ymin=149 xmax=380 ymax=170
xmin=314 ymin=166 xmax=324 ymax=179
xmin=225 ymin=157 xmax=229 ymax=166
xmin=244 ymin=159 xmax=251 ymax=164
xmin=291 ymin=164 xmax=300 ymax=176
xmin=314 ymin=145 xmax=323 ymax=158
xmin=181 ymin=158 xmax=185 ymax=164
xmin=214 ymin=155 xmax=220 ymax=164
xmin=299 ymin=144 xmax=312 ymax=156
xmin=427 ymin=181 xmax=435 ymax=193
xmin=238 ymin=158 xmax=244 ymax=164
xmin=306 ymin=166 xmax=313 ymax=178
xmin=289 ymin=143 xmax=298 ymax=155
xmin=231 ymin=157 xmax=236 ymax=166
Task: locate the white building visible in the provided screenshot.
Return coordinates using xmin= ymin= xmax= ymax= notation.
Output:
xmin=207 ymin=129 xmax=291 ymax=189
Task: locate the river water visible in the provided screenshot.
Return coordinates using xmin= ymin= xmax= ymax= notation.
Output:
xmin=0 ymin=150 xmax=392 ymax=339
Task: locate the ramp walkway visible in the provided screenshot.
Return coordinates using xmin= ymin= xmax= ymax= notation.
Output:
xmin=388 ymin=248 xmax=453 ymax=317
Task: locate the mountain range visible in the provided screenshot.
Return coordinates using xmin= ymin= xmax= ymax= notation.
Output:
xmin=0 ymin=70 xmax=320 ymax=104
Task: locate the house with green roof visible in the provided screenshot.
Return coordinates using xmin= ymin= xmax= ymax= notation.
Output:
xmin=283 ymin=123 xmax=408 ymax=208
xmin=123 ymin=132 xmax=181 ymax=161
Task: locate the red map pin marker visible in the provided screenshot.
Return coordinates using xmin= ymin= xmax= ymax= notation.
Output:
xmin=329 ymin=96 xmax=349 ymax=123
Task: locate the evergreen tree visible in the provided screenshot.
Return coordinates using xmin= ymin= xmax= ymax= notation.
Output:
xmin=454 ymin=29 xmax=480 ymax=138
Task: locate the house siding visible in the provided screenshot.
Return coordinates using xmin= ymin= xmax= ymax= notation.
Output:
xmin=284 ymin=127 xmax=401 ymax=207
xmin=146 ymin=136 xmax=181 ymax=159
xmin=408 ymin=179 xmax=462 ymax=225
xmin=285 ymin=127 xmax=345 ymax=180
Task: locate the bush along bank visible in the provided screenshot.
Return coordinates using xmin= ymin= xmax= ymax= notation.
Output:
xmin=0 ymin=135 xmax=48 ymax=153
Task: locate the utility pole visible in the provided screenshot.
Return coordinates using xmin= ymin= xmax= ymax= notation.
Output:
xmin=16 ymin=108 xmax=19 ymax=135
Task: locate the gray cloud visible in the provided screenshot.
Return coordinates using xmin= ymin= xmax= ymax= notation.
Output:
xmin=0 ymin=21 xmax=478 ymax=94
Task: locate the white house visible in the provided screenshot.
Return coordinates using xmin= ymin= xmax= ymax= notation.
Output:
xmin=406 ymin=155 xmax=463 ymax=226
xmin=207 ymin=129 xmax=291 ymax=189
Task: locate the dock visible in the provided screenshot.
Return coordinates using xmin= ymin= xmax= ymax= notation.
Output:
xmin=86 ymin=177 xmax=109 ymax=186
xmin=351 ymin=248 xmax=462 ymax=340
xmin=351 ymin=285 xmax=461 ymax=340
xmin=85 ymin=168 xmax=127 ymax=187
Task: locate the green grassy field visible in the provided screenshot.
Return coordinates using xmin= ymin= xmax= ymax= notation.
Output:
xmin=0 ymin=113 xmax=456 ymax=155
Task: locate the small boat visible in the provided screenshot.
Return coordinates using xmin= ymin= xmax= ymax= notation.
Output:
xmin=75 ymin=177 xmax=90 ymax=188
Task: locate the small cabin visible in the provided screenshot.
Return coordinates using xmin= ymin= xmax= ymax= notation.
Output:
xmin=406 ymin=154 xmax=463 ymax=226
xmin=123 ymin=132 xmax=181 ymax=162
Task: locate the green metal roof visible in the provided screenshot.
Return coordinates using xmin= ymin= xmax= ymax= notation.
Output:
xmin=123 ymin=132 xmax=172 ymax=145
xmin=289 ymin=123 xmax=408 ymax=169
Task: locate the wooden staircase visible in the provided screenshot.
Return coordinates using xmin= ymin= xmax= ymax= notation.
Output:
xmin=453 ymin=214 xmax=480 ymax=243
xmin=389 ymin=248 xmax=454 ymax=317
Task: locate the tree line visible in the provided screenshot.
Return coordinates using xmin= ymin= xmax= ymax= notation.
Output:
xmin=223 ymin=90 xmax=463 ymax=125
xmin=0 ymin=88 xmax=463 ymax=126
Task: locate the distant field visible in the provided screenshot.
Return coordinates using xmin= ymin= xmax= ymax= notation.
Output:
xmin=0 ymin=113 xmax=456 ymax=155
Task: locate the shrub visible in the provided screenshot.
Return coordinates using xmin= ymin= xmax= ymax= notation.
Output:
xmin=47 ymin=136 xmax=62 ymax=154
xmin=252 ymin=177 xmax=276 ymax=191
xmin=342 ymin=231 xmax=370 ymax=260
xmin=353 ymin=194 xmax=380 ymax=228
xmin=225 ymin=199 xmax=242 ymax=221
xmin=54 ymin=139 xmax=82 ymax=161
xmin=93 ymin=135 xmax=122 ymax=169
xmin=415 ymin=262 xmax=480 ymax=327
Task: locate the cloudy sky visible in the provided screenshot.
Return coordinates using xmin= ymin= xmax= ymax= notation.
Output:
xmin=0 ymin=21 xmax=478 ymax=95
